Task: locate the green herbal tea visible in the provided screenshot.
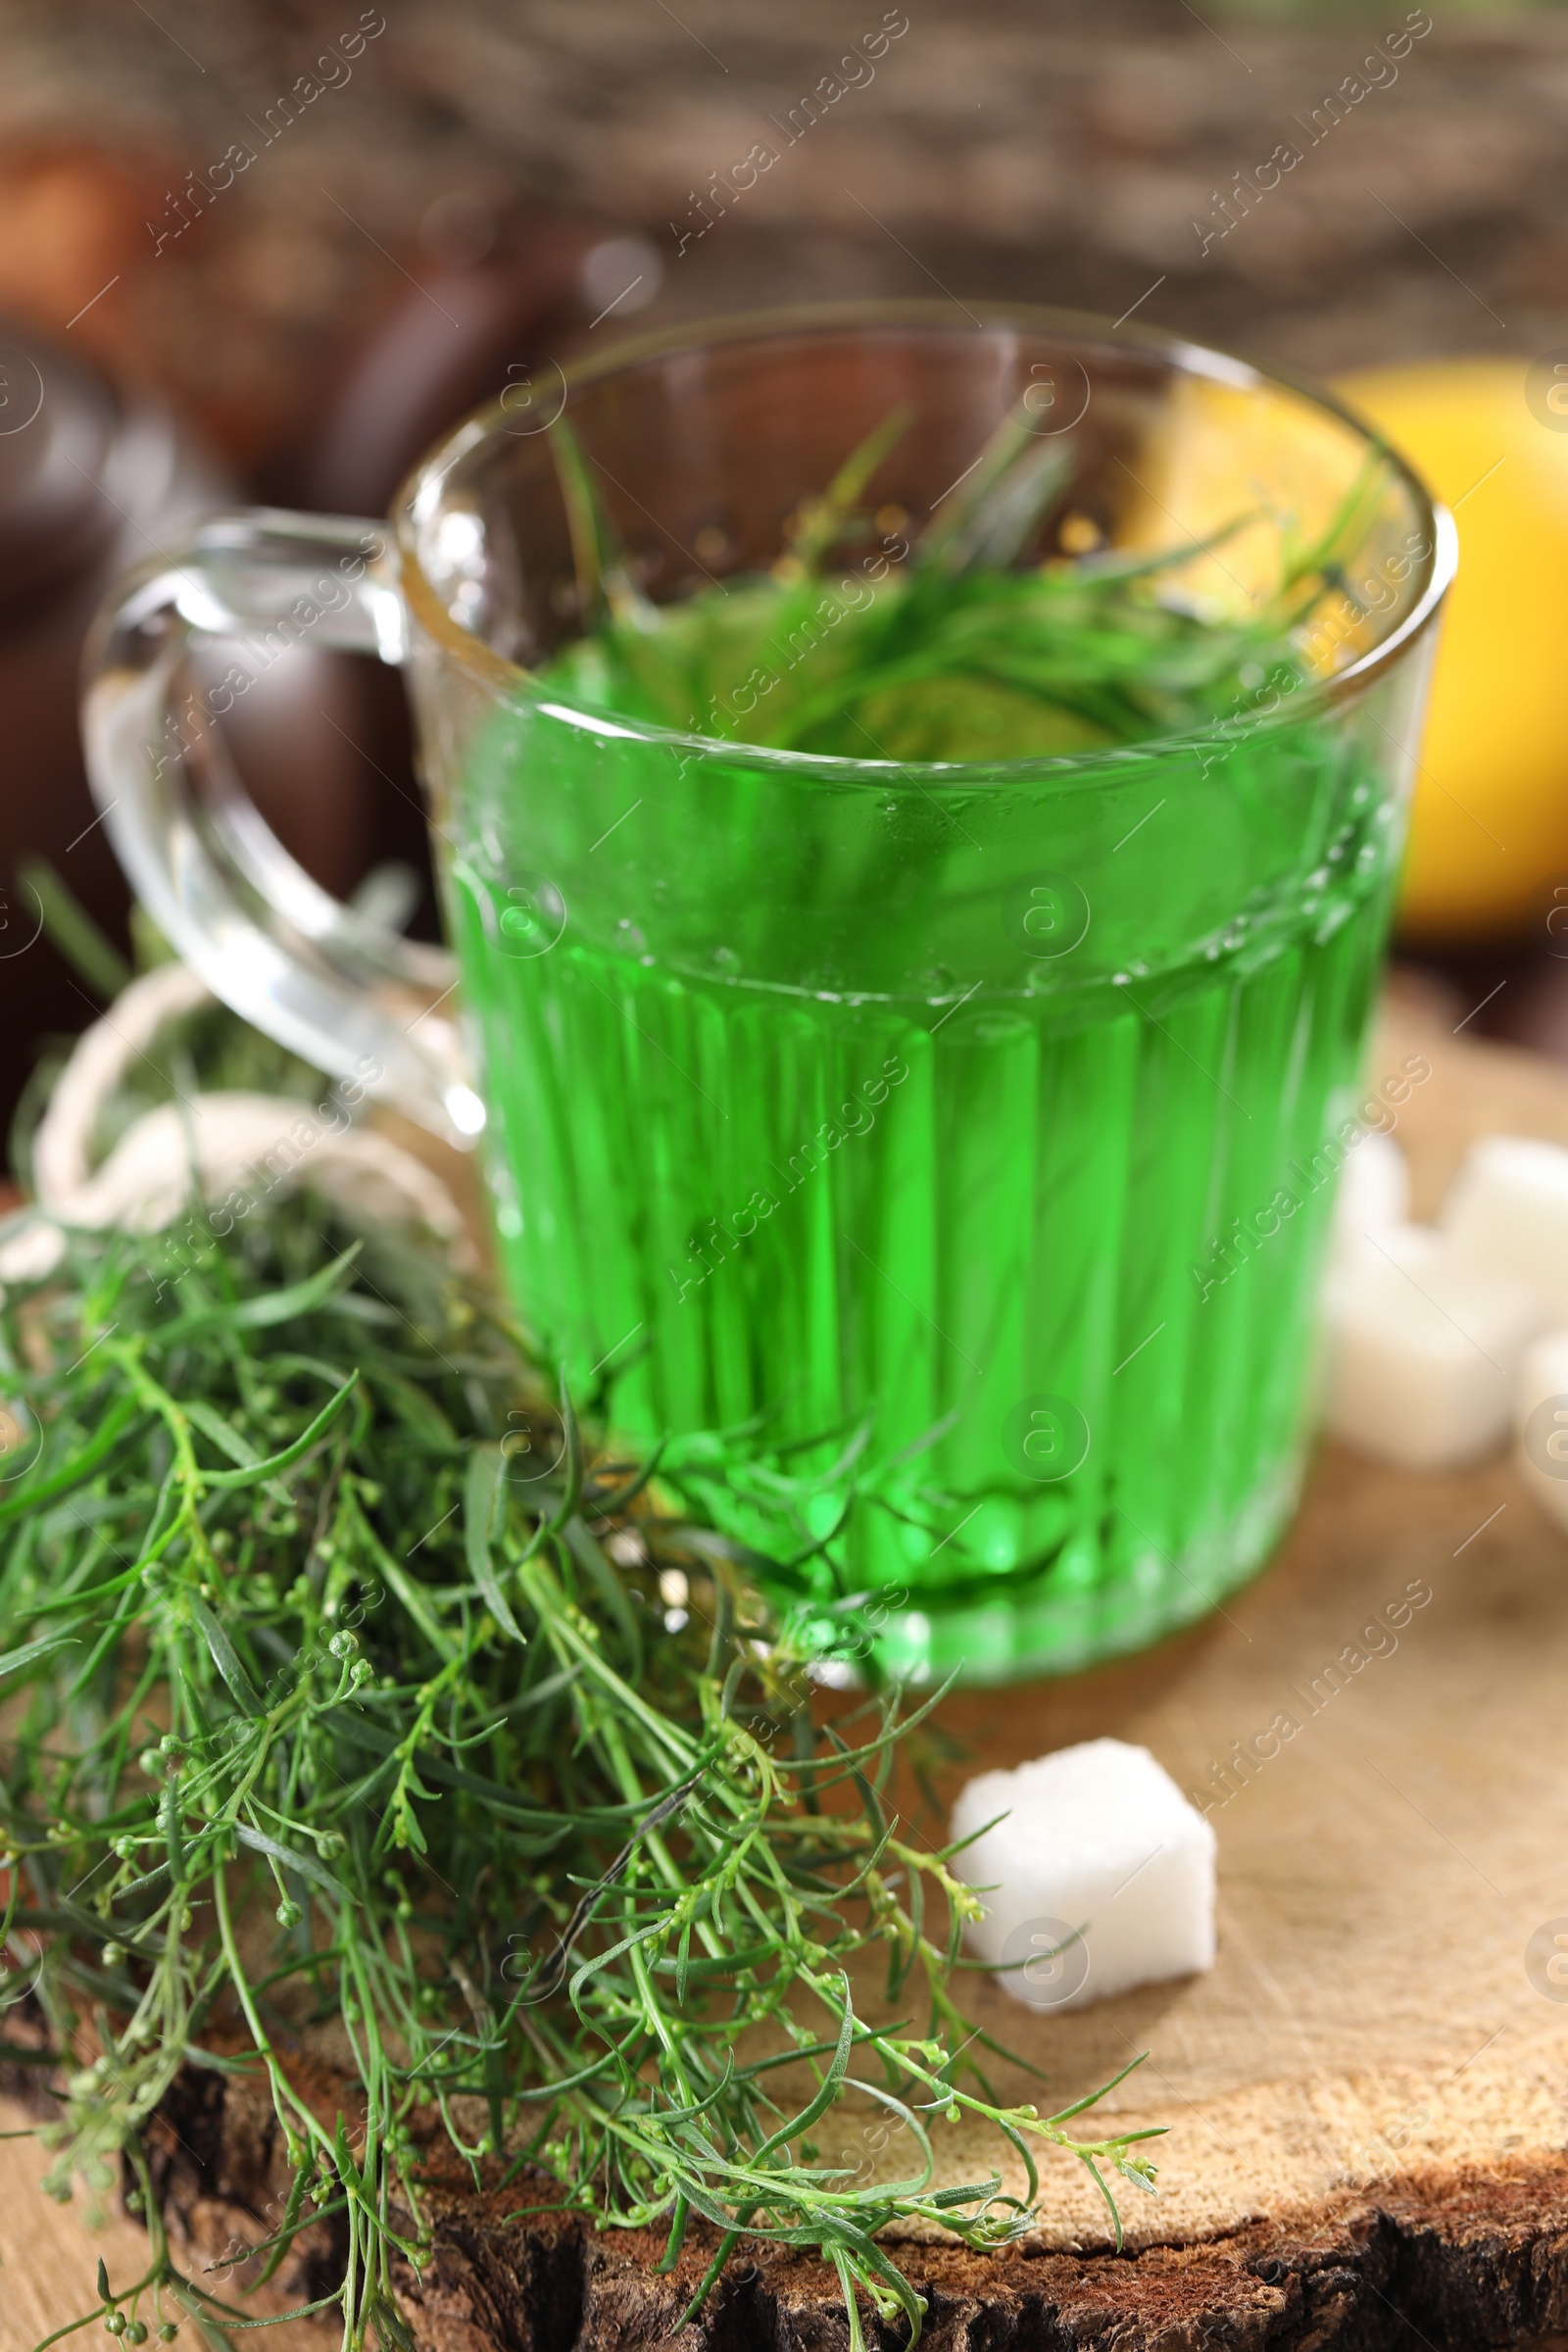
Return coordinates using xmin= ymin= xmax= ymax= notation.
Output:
xmin=441 ymin=416 xmax=1409 ymax=1684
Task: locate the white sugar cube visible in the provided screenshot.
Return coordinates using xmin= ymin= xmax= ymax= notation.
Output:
xmin=1515 ymin=1329 xmax=1568 ymax=1535
xmin=951 ymin=1738 xmax=1215 ymax=2013
xmin=1443 ymin=1136 xmax=1568 ymax=1320
xmin=1322 ymin=1225 xmax=1537 ymax=1470
xmin=1331 ymin=1130 xmax=1410 ymax=1265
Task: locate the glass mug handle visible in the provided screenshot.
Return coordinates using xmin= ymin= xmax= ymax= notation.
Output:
xmin=81 ymin=507 xmax=486 ymax=1146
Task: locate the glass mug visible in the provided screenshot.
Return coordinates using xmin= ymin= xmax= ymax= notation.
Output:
xmin=83 ymin=304 xmax=1452 ymax=1687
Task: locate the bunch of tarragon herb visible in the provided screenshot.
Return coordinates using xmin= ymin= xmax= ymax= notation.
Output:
xmin=0 ymin=1065 xmax=1160 ymax=2352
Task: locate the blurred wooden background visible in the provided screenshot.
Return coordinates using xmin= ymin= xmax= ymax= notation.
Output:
xmin=0 ymin=0 xmax=1559 ymax=459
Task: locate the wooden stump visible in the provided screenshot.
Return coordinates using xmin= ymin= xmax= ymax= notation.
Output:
xmin=141 ymin=2064 xmax=1568 ymax=2349
xmin=17 ymin=986 xmax=1568 ymax=2348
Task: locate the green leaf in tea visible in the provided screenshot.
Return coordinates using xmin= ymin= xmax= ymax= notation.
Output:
xmin=540 ymin=403 xmax=1393 ymax=762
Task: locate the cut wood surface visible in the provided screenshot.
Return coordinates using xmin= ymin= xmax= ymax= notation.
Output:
xmin=10 ymin=983 xmax=1568 ymax=2349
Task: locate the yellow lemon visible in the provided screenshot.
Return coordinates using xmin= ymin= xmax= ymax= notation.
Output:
xmin=1334 ymin=358 xmax=1568 ymax=940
